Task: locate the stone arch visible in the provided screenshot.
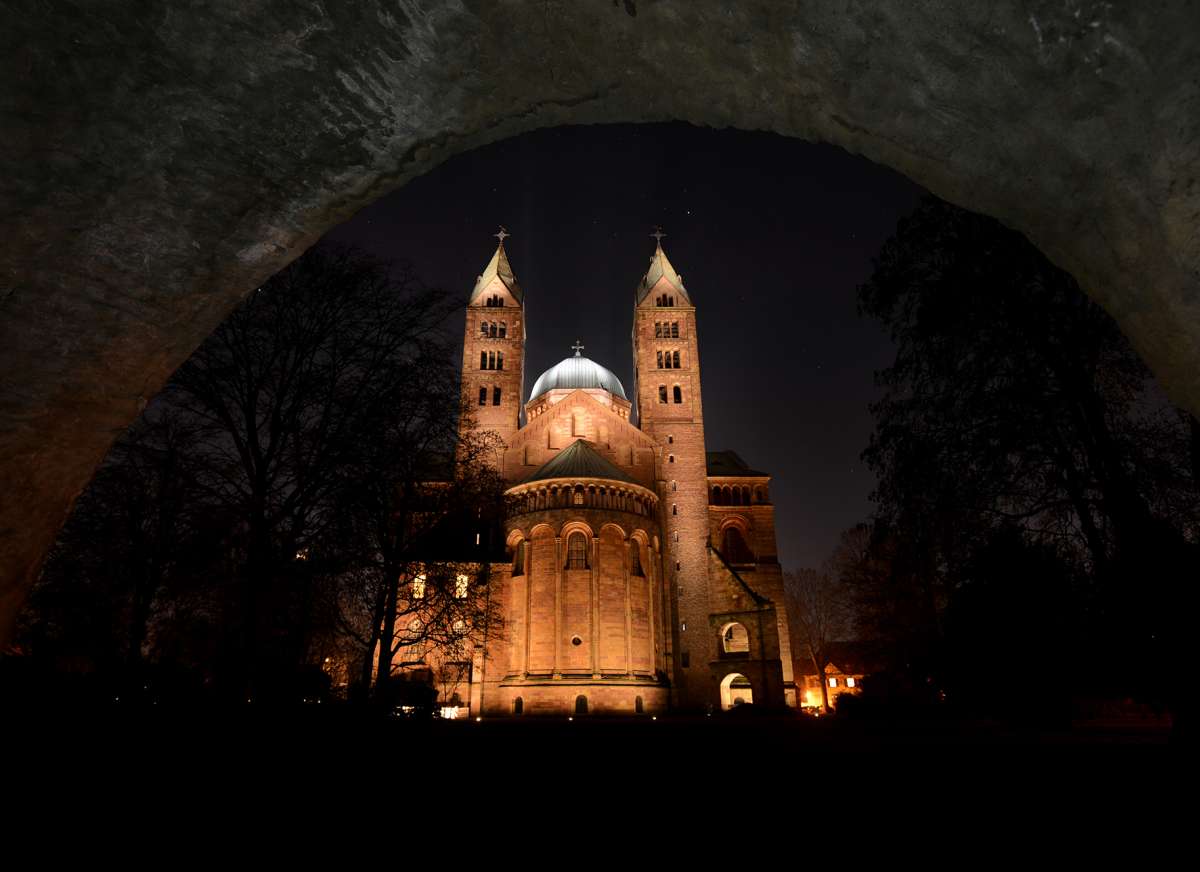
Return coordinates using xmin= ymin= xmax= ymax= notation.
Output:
xmin=599 ymin=521 xmax=628 ymax=542
xmin=559 ymin=519 xmax=595 ymax=542
xmin=3 ymin=2 xmax=1199 ymax=643
xmin=720 ymin=673 xmax=754 ymax=711
xmin=719 ymin=516 xmax=755 ymax=564
xmin=719 ymin=621 xmax=750 ymax=655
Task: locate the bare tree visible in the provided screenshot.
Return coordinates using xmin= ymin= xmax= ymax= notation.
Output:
xmin=784 ymin=566 xmax=852 ymax=713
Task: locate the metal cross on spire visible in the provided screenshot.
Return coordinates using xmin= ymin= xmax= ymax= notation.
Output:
xmin=494 ymin=226 xmax=510 ymax=244
xmin=571 ymin=340 xmax=585 ymax=357
xmin=650 ymin=226 xmax=666 ymax=245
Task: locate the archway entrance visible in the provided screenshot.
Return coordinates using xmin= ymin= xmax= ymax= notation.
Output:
xmin=3 ymin=3 xmax=1197 ymax=643
xmin=720 ymin=673 xmax=754 ymax=711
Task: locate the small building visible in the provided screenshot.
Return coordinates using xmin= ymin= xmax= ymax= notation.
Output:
xmin=795 ymin=642 xmax=872 ymax=712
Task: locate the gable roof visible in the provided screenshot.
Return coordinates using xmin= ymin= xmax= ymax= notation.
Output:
xmin=706 ymin=450 xmax=769 ymax=477
xmin=521 ymin=439 xmax=639 ymax=486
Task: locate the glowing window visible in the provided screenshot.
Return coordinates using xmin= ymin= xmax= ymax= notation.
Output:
xmin=847 ymin=677 xmax=856 ymax=688
xmin=828 ymin=677 xmax=838 ymax=687
xmin=410 ymin=574 xmax=426 ymax=599
xmin=455 ymin=574 xmax=469 ymax=599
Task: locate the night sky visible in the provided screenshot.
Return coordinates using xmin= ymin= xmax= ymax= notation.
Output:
xmin=324 ymin=123 xmax=925 ymax=573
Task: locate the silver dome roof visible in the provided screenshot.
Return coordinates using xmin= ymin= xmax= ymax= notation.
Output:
xmin=528 ymin=352 xmax=627 ymax=402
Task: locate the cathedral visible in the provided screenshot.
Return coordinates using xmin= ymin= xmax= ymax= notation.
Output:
xmin=399 ymin=231 xmax=796 ymax=716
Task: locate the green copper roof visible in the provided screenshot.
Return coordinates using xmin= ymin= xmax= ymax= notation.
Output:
xmin=470 ymin=242 xmax=523 ymax=305
xmin=706 ymin=451 xmax=769 ymax=477
xmin=522 ymin=439 xmax=639 ymax=486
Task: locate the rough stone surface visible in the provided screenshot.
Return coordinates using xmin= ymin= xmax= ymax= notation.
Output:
xmin=2 ymin=1 xmax=1199 ymax=639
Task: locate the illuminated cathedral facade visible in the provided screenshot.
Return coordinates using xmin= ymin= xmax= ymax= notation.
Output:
xmin=398 ymin=232 xmax=796 ymax=716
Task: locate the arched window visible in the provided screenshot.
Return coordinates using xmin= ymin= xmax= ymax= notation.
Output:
xmin=711 ymin=486 xmax=721 ymax=505
xmin=410 ymin=573 xmax=426 ymax=600
xmin=565 ymin=532 xmax=589 ymax=570
xmin=672 ymin=504 xmax=677 ymax=515
xmin=513 ymin=696 xmax=524 ymax=715
xmin=672 ymin=350 xmax=680 ymax=368
xmin=722 ymin=622 xmax=750 ymax=654
xmin=743 ymin=486 xmax=751 ymax=505
xmin=575 ymin=695 xmax=588 ymax=715
xmin=656 ymin=350 xmax=663 ymax=368
xmin=629 ymin=541 xmax=643 ymax=576
xmin=733 ymin=487 xmax=742 ymax=506
xmin=489 ymin=322 xmax=497 ymax=338
xmin=668 ymin=454 xmax=675 ymax=464
xmin=573 ymin=486 xmax=584 ymax=506
xmin=497 ymin=351 xmax=504 ymax=370
xmin=478 ymin=387 xmax=487 ymax=405
xmin=722 ymin=527 xmax=754 ymax=564
xmin=499 ymin=321 xmax=506 ymax=338
xmin=723 ymin=486 xmax=732 ymax=504
xmin=671 ymin=480 xmax=677 ymax=492
xmin=487 ymin=351 xmax=495 ymax=370
xmin=658 ymin=385 xmax=668 ymax=403
xmin=673 ymin=385 xmax=682 ymax=403
xmin=480 ymin=322 xmax=489 ymax=337
xmin=512 ymin=541 xmax=525 ymax=576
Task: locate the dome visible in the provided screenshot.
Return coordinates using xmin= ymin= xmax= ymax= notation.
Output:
xmin=528 ymin=351 xmax=627 ymax=402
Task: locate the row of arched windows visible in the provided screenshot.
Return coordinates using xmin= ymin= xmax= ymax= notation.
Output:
xmin=711 ymin=485 xmax=766 ymax=505
xmin=510 ymin=535 xmax=646 ymax=576
xmin=480 ymin=350 xmax=504 ymax=370
xmin=511 ymin=695 xmax=646 ymax=715
xmin=654 ymin=321 xmax=679 ymax=338
xmin=478 ymin=386 xmax=502 ymax=406
xmin=658 ymin=385 xmax=683 ymax=404
xmin=656 ymin=349 xmax=681 ymax=369
xmin=484 ymin=294 xmax=505 ymax=307
xmin=479 ymin=320 xmax=507 ymax=338
xmin=509 ymin=484 xmax=655 ymax=516
xmin=655 ymin=294 xmax=676 ymax=307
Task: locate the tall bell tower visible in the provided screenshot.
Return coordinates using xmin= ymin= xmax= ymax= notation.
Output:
xmin=630 ymin=230 xmax=713 ymax=711
xmin=461 ymin=229 xmax=525 ymax=449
